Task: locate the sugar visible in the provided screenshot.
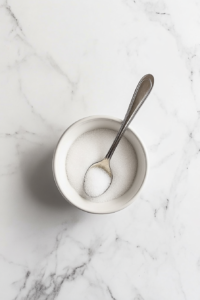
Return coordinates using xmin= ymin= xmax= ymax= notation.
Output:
xmin=65 ymin=129 xmax=138 ymax=203
xmin=84 ymin=167 xmax=111 ymax=197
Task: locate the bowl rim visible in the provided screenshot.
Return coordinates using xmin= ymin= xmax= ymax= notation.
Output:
xmin=52 ymin=115 xmax=148 ymax=214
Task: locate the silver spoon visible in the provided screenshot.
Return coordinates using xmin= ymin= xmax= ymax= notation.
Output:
xmin=84 ymin=74 xmax=154 ymax=198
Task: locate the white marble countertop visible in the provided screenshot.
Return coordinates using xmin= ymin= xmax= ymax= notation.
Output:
xmin=1 ymin=0 xmax=200 ymax=299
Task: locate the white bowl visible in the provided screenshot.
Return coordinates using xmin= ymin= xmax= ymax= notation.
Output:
xmin=53 ymin=116 xmax=148 ymax=214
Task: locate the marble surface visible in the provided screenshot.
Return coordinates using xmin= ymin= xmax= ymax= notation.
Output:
xmin=1 ymin=0 xmax=200 ymax=299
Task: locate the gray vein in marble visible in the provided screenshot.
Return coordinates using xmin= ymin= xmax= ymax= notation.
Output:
xmin=0 ymin=254 xmax=28 ymax=270
xmin=14 ymin=271 xmax=31 ymax=300
xmin=14 ymin=225 xmax=103 ymax=300
xmin=152 ymin=152 xmax=175 ymax=168
xmin=0 ymin=131 xmax=42 ymax=145
xmin=5 ymin=0 xmax=23 ymax=33
xmin=134 ymin=295 xmax=145 ymax=300
xmin=46 ymin=55 xmax=79 ymax=98
xmin=148 ymin=131 xmax=171 ymax=153
xmin=17 ymin=74 xmax=46 ymax=125
xmin=141 ymin=0 xmax=200 ymax=110
xmin=107 ymin=286 xmax=117 ymax=300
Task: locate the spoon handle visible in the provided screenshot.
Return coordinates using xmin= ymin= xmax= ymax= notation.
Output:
xmin=105 ymin=74 xmax=154 ymax=160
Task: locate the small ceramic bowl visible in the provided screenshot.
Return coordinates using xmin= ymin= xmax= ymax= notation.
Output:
xmin=53 ymin=116 xmax=148 ymax=214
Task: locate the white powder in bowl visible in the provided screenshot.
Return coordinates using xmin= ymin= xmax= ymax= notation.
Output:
xmin=65 ymin=129 xmax=137 ymax=203
xmin=84 ymin=167 xmax=111 ymax=197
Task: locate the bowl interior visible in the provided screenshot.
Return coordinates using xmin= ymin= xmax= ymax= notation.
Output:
xmin=53 ymin=116 xmax=147 ymax=214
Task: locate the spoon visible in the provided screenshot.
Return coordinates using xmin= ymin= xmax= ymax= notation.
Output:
xmin=84 ymin=74 xmax=154 ymax=198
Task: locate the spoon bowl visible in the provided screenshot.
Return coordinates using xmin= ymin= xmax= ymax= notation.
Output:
xmin=84 ymin=158 xmax=112 ymax=197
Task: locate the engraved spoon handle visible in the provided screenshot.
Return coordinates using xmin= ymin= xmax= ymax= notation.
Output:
xmin=105 ymin=74 xmax=154 ymax=160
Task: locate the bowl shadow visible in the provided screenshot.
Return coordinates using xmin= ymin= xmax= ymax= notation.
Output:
xmin=22 ymin=145 xmax=85 ymax=219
